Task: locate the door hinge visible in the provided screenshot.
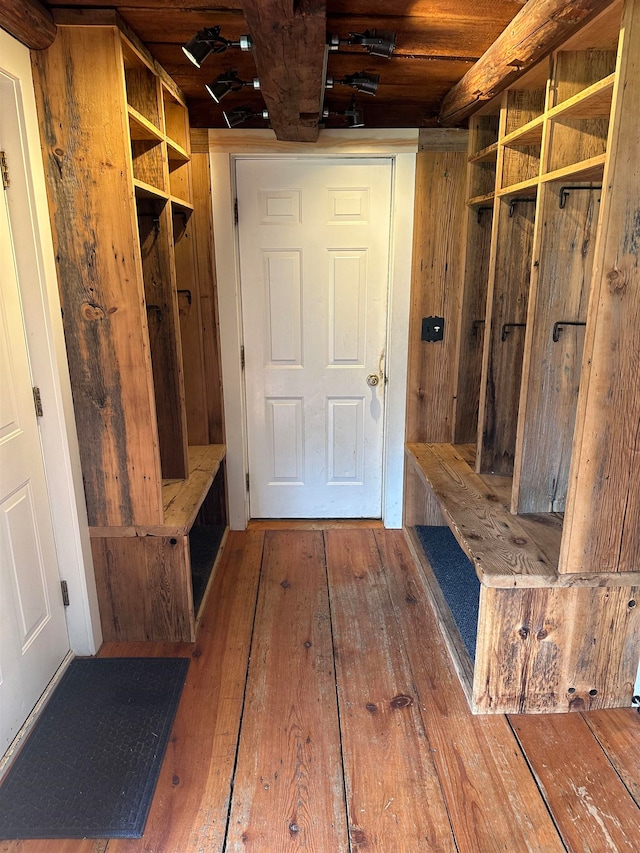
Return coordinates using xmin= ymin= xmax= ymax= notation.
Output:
xmin=1 ymin=151 xmax=9 ymax=190
xmin=240 ymin=345 xmax=245 ymax=370
xmin=61 ymin=580 xmax=70 ymax=607
xmin=246 ymin=472 xmax=250 ymax=492
xmin=234 ymin=198 xmax=239 ymax=225
xmin=33 ymin=386 xmax=43 ymax=418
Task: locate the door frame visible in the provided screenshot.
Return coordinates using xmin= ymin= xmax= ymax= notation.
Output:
xmin=209 ymin=130 xmax=418 ymax=529
xmin=0 ymin=30 xmax=101 ymax=657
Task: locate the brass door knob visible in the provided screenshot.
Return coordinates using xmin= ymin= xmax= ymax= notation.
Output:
xmin=367 ymin=373 xmax=380 ymax=387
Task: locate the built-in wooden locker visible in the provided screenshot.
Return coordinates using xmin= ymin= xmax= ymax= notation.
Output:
xmin=405 ymin=0 xmax=640 ymax=714
xmin=31 ymin=16 xmax=227 ymax=642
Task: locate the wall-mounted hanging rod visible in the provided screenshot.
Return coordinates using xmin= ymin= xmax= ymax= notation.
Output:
xmin=559 ymin=185 xmax=602 ymax=209
xmin=552 ymin=320 xmax=586 ymax=342
xmin=501 ymin=322 xmax=526 ymax=341
xmin=477 ymin=206 xmax=492 ymax=223
xmin=509 ymin=197 xmax=536 ymax=217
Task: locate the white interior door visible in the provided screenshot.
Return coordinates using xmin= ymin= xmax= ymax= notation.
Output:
xmin=237 ymin=158 xmax=392 ymax=518
xmin=0 ymin=181 xmax=69 ymax=755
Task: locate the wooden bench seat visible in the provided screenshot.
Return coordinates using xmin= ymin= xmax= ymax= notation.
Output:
xmin=405 ymin=443 xmax=640 ymax=590
xmin=90 ymin=444 xmax=225 ymax=538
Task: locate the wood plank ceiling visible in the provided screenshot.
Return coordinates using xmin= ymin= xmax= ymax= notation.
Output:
xmin=38 ymin=1 xmax=615 ymax=140
xmin=44 ymin=0 xmax=527 ymax=132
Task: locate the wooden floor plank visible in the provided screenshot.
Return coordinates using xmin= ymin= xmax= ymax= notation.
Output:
xmin=375 ymin=529 xmax=565 ymax=853
xmin=511 ymin=712 xmax=640 ymax=852
xmin=582 ymin=708 xmax=640 ymax=806
xmin=0 ymin=842 xmax=107 ymax=853
xmin=225 ymin=530 xmax=348 ymax=851
xmin=107 ymin=529 xmax=264 ymax=853
xmin=325 ymin=528 xmax=456 ymax=851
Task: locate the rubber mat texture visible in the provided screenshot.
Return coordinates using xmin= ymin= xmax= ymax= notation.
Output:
xmin=416 ymin=525 xmax=480 ymax=660
xmin=0 ymin=656 xmax=189 ymax=840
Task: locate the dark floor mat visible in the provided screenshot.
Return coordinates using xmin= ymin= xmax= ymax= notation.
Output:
xmin=416 ymin=526 xmax=480 ymax=660
xmin=0 ymin=656 xmax=189 ymax=840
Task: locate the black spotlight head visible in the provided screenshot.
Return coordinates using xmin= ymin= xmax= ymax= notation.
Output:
xmin=223 ymin=107 xmax=269 ymax=128
xmin=206 ymin=77 xmax=234 ymax=103
xmin=359 ymin=29 xmax=396 ymax=58
xmin=182 ymin=28 xmax=219 ymax=68
xmin=342 ymin=72 xmax=379 ymax=96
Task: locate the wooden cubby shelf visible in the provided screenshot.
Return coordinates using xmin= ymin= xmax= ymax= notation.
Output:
xmin=408 ymin=0 xmax=640 ymax=715
xmin=161 ymin=445 xmax=226 ymax=536
xmin=468 ymin=142 xmax=498 ymax=164
xmin=171 ymin=196 xmax=194 ymax=212
xmin=501 ymin=114 xmax=544 ymax=148
xmin=550 ymin=72 xmax=615 ymax=121
xmin=467 ymin=192 xmax=495 ymax=206
xmin=541 ymin=154 xmax=607 ymax=185
xmin=134 ymin=178 xmax=169 ymax=201
xmin=128 ymin=105 xmax=164 ymax=142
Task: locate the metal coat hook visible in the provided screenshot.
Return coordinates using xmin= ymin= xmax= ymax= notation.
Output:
xmin=146 ymin=304 xmax=162 ymax=314
xmin=559 ymin=185 xmax=602 ymax=209
xmin=552 ymin=320 xmax=586 ymax=342
xmin=477 ymin=206 xmax=492 ymax=224
xmin=137 ymin=213 xmax=161 ymax=235
xmin=501 ymin=322 xmax=526 ymax=341
xmin=509 ymin=197 xmax=537 ymax=217
xmin=472 ymin=319 xmax=485 ymax=336
xmin=177 ymin=289 xmax=192 ymax=305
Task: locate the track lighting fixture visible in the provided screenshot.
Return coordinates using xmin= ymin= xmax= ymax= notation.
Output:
xmin=327 ymin=30 xmax=396 ymax=59
xmin=223 ymin=107 xmax=269 ymax=128
xmin=323 ymin=96 xmax=365 ymax=129
xmin=182 ymin=26 xmax=252 ymax=68
xmin=325 ymin=71 xmax=379 ymax=96
xmin=206 ymin=71 xmax=261 ymax=103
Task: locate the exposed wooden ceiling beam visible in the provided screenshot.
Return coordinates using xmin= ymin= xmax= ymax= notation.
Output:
xmin=0 ymin=0 xmax=56 ymax=49
xmin=240 ymin=0 xmax=327 ymax=143
xmin=438 ymin=0 xmax=617 ymax=126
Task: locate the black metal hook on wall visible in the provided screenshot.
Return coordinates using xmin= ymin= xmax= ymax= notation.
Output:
xmin=472 ymin=319 xmax=485 ymax=336
xmin=477 ymin=206 xmax=492 ymax=224
xmin=559 ymin=185 xmax=602 ymax=209
xmin=501 ymin=322 xmax=526 ymax=342
xmin=509 ymin=197 xmax=536 ymax=217
xmin=552 ymin=320 xmax=586 ymax=342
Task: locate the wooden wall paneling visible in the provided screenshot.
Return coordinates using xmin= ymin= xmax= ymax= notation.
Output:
xmin=477 ymin=196 xmax=536 ymax=475
xmin=137 ymin=198 xmax=189 ymax=479
xmin=473 ymin=584 xmax=640 ymax=713
xmin=190 ymin=145 xmax=225 ymax=444
xmin=30 ymin=25 xmax=164 ymax=527
xmin=513 ymin=183 xmax=598 ymax=512
xmin=91 ymin=534 xmax=195 ymax=643
xmin=453 ymin=206 xmax=492 ymax=442
xmin=405 ymin=150 xmax=466 ymax=444
xmin=173 ymin=209 xmax=209 ymax=446
xmin=560 ymin=0 xmax=640 ymax=574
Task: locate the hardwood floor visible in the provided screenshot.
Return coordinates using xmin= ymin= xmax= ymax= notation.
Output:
xmin=3 ymin=524 xmax=640 ymax=852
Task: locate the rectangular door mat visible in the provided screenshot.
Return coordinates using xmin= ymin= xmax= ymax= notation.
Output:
xmin=0 ymin=656 xmax=189 ymax=840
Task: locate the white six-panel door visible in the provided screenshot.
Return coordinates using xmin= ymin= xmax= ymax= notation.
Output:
xmin=236 ymin=158 xmax=392 ymax=518
xmin=0 ymin=182 xmax=69 ymax=754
